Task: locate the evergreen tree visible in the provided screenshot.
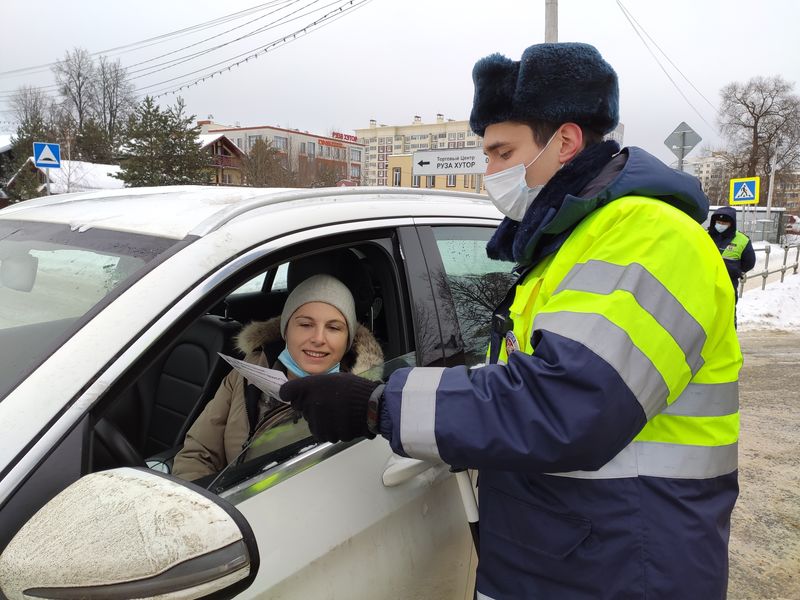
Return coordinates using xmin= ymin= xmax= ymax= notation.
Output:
xmin=115 ymin=96 xmax=208 ymax=187
xmin=241 ymin=138 xmax=295 ymax=187
xmin=76 ymin=118 xmax=113 ymax=164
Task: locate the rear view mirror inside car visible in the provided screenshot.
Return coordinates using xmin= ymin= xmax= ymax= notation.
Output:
xmin=1 ymin=253 xmax=38 ymax=292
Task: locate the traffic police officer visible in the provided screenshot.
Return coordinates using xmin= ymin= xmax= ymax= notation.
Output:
xmin=283 ymin=43 xmax=742 ymax=599
xmin=708 ymin=206 xmax=756 ymax=297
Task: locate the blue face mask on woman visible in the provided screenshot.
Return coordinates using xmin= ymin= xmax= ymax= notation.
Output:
xmin=278 ymin=347 xmax=341 ymax=378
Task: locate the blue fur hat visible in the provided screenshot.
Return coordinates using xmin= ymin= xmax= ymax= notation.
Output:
xmin=469 ymin=43 xmax=619 ymax=137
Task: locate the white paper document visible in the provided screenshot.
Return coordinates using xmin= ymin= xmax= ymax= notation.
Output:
xmin=218 ymin=353 xmax=288 ymax=402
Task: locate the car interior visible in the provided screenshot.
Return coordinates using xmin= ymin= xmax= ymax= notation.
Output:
xmin=89 ymin=239 xmax=410 ymax=491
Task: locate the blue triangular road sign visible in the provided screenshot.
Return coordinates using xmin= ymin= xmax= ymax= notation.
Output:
xmin=33 ymin=142 xmax=61 ymax=168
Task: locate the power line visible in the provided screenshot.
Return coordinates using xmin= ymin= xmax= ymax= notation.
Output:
xmin=125 ymin=0 xmax=302 ymax=73
xmin=144 ymin=0 xmax=371 ymax=99
xmin=0 ymin=0 xmax=303 ymax=97
xmin=0 ymin=0 xmax=373 ymax=114
xmin=0 ymin=0 xmax=341 ymax=100
xmin=616 ymin=1 xmax=719 ymax=115
xmin=0 ymin=0 xmax=296 ymax=79
xmin=615 ymin=0 xmax=716 ymax=131
xmin=128 ymin=0 xmax=335 ymax=80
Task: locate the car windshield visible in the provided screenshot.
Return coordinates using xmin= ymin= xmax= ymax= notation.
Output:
xmin=0 ymin=219 xmax=179 ymax=401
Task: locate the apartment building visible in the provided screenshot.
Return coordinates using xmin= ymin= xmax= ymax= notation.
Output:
xmin=199 ymin=120 xmax=364 ymax=186
xmin=355 ymin=115 xmax=481 ymax=186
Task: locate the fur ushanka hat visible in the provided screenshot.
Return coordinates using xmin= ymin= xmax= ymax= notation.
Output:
xmin=469 ymin=42 xmax=619 ymax=137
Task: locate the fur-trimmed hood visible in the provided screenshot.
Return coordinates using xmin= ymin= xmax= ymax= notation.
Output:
xmin=235 ymin=316 xmax=384 ymax=377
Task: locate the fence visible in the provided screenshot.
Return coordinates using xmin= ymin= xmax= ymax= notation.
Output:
xmin=738 ymin=242 xmax=800 ymax=297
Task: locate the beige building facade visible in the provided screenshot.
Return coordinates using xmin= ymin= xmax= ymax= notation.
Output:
xmin=355 ymin=115 xmax=482 ymax=186
xmin=199 ymin=120 xmax=364 ymax=186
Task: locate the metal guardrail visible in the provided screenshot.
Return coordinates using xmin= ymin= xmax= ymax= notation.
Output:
xmin=738 ymin=243 xmax=800 ymax=296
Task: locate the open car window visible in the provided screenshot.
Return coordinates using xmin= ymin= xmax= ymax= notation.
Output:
xmin=205 ymin=351 xmax=418 ymax=494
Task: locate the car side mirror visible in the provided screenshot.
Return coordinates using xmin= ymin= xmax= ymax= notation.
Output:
xmin=1 ymin=252 xmax=38 ymax=292
xmin=0 ymin=467 xmax=259 ymax=600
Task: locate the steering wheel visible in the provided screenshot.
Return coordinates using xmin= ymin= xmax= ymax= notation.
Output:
xmin=94 ymin=418 xmax=146 ymax=468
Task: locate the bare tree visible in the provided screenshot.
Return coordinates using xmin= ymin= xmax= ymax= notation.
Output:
xmin=52 ymin=47 xmax=97 ymax=131
xmin=95 ymin=55 xmax=135 ymax=143
xmin=10 ymin=85 xmax=51 ymax=137
xmin=718 ymin=76 xmax=800 ymax=186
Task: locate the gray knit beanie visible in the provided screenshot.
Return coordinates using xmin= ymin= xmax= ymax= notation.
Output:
xmin=280 ymin=274 xmax=357 ymax=349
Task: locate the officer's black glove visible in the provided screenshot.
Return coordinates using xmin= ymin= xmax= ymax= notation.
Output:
xmin=280 ymin=372 xmax=383 ymax=443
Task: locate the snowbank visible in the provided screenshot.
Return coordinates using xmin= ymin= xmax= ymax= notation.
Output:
xmin=738 ymin=272 xmax=800 ymax=331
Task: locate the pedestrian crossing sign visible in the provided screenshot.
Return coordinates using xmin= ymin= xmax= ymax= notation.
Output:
xmin=729 ymin=177 xmax=759 ymax=205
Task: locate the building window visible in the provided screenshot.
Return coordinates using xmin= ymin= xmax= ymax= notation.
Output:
xmin=458 ymin=132 xmax=465 ymax=139
xmin=412 ymin=175 xmax=420 ymax=188
xmin=448 ymin=133 xmax=457 ymax=140
xmin=351 ymin=165 xmax=361 ymax=179
xmin=308 ymin=142 xmax=315 ymax=157
xmin=427 ymin=175 xmax=436 ymax=188
xmin=448 ymin=142 xmax=456 ymax=148
xmin=438 ymin=133 xmax=447 ymax=138
xmin=447 ymin=174 xmax=456 ymax=187
xmin=351 ymin=148 xmax=362 ymax=161
xmin=273 ymin=136 xmax=288 ymax=151
xmin=247 ymin=135 xmax=262 ymax=150
xmin=300 ymin=142 xmax=306 ymax=154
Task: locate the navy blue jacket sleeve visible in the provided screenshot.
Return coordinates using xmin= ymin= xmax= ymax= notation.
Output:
xmin=740 ymin=239 xmax=756 ymax=273
xmin=379 ymin=330 xmax=647 ymax=472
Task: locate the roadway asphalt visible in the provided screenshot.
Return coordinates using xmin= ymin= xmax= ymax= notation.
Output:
xmin=728 ymin=329 xmax=800 ymax=600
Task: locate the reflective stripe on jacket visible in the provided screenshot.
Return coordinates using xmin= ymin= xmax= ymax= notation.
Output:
xmin=382 ymin=195 xmax=742 ymax=599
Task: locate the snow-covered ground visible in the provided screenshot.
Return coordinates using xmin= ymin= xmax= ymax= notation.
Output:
xmin=738 ymin=271 xmax=800 ymax=331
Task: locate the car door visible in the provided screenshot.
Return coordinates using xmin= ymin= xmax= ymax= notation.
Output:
xmin=176 ymin=222 xmax=475 ymax=598
xmin=0 ymin=212 xmax=477 ymax=600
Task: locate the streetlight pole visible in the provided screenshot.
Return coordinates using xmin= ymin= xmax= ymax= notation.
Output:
xmin=765 ymin=142 xmax=779 ymax=221
xmin=545 ymin=0 xmax=558 ymax=43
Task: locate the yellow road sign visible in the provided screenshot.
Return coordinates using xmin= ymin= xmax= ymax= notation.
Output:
xmin=729 ymin=177 xmax=759 ymax=205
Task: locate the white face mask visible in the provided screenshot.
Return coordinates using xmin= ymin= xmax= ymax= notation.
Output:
xmin=714 ymin=222 xmax=731 ymax=233
xmin=484 ymin=130 xmax=559 ymax=221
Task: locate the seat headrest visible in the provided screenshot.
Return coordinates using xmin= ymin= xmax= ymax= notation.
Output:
xmin=287 ymin=248 xmax=374 ymax=322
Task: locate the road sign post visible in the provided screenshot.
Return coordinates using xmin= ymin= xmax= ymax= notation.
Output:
xmin=33 ymin=142 xmax=61 ymax=196
xmin=664 ymin=122 xmax=701 ymax=171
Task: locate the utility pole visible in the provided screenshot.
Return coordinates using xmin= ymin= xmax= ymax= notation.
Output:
xmin=545 ymin=0 xmax=558 ymax=43
xmin=765 ymin=142 xmax=779 ymax=220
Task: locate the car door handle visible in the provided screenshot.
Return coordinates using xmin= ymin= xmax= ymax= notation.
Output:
xmin=382 ymin=454 xmax=439 ymax=487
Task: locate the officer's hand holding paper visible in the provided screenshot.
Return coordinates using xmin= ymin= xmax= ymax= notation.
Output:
xmin=218 ymin=353 xmax=288 ymax=402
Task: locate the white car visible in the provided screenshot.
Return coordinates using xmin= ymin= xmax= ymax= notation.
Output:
xmin=0 ymin=186 xmax=513 ymax=599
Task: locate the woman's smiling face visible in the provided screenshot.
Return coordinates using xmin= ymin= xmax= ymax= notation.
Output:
xmin=284 ymin=301 xmax=349 ymax=375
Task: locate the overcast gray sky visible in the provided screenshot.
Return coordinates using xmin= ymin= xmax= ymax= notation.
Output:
xmin=1 ymin=0 xmax=798 ymax=165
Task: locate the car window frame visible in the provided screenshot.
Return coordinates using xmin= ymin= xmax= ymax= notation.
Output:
xmin=208 ymin=227 xmax=447 ymax=498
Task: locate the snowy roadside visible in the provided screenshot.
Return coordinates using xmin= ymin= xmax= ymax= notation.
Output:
xmin=738 ymin=272 xmax=800 ymax=331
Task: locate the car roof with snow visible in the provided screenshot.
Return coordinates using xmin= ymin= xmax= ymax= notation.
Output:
xmin=0 ymin=185 xmax=496 ymax=240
